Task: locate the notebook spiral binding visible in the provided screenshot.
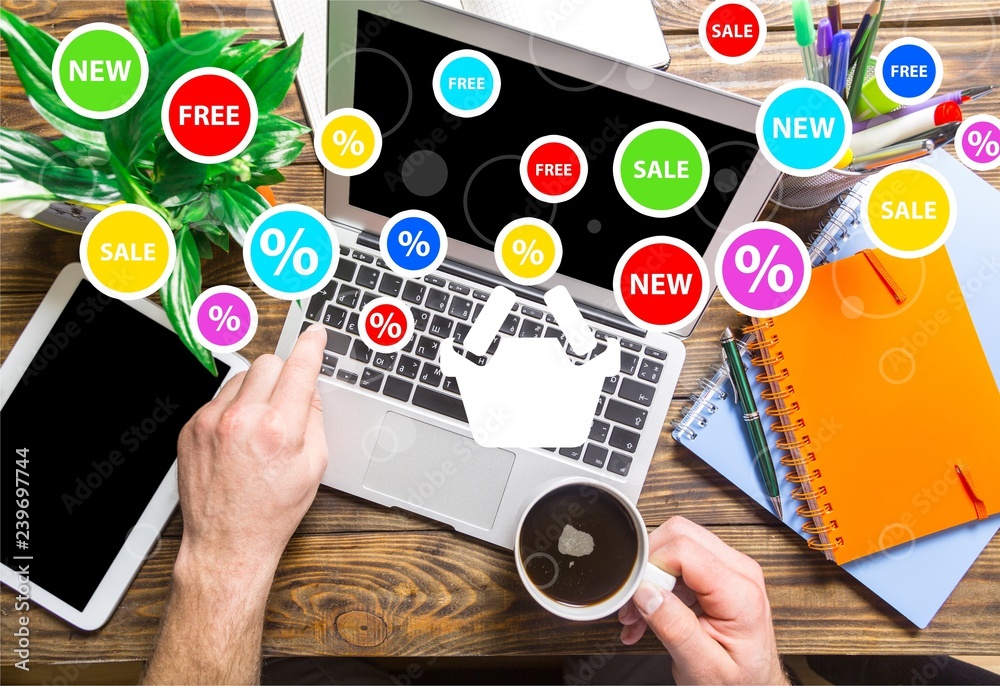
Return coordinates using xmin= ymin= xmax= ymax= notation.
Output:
xmin=671 ymin=181 xmax=870 ymax=558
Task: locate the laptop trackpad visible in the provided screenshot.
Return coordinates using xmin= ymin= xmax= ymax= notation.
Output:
xmin=363 ymin=412 xmax=515 ymax=531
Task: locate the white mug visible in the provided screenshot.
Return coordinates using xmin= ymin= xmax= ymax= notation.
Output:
xmin=514 ymin=476 xmax=677 ymax=621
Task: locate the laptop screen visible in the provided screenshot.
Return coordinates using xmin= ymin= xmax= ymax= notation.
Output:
xmin=347 ymin=9 xmax=760 ymax=290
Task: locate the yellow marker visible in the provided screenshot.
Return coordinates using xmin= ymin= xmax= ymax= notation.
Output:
xmin=863 ymin=164 xmax=956 ymax=259
xmin=80 ymin=204 xmax=176 ymax=299
xmin=315 ymin=107 xmax=382 ymax=176
xmin=494 ymin=219 xmax=563 ymax=286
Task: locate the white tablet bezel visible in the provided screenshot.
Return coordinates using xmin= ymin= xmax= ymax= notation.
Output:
xmin=0 ymin=263 xmax=249 ymax=630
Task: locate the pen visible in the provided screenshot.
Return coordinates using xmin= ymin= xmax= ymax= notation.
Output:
xmin=817 ymin=19 xmax=833 ymax=87
xmin=895 ymin=121 xmax=961 ymax=147
xmin=837 ymin=102 xmax=963 ymax=165
xmin=827 ymin=0 xmax=842 ymax=33
xmin=829 ymin=30 xmax=851 ymax=97
xmin=849 ymin=0 xmax=880 ymax=68
xmin=792 ymin=0 xmax=819 ymax=82
xmin=853 ymin=86 xmax=995 ymax=131
xmin=721 ymin=327 xmax=783 ymax=519
xmin=847 ymin=0 xmax=885 ymax=117
xmin=846 ymin=138 xmax=934 ymax=171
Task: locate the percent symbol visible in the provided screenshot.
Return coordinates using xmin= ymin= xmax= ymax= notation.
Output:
xmin=209 ymin=304 xmax=241 ymax=332
xmin=734 ymin=244 xmax=793 ymax=293
xmin=259 ymin=227 xmax=319 ymax=277
xmin=332 ymin=128 xmax=365 ymax=157
xmin=369 ymin=311 xmax=403 ymax=340
xmin=968 ymin=129 xmax=1000 ymax=158
xmin=398 ymin=230 xmax=431 ymax=257
xmin=512 ymin=238 xmax=545 ymax=266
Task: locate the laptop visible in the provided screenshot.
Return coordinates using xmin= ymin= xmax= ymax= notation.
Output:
xmin=275 ymin=0 xmax=781 ymax=548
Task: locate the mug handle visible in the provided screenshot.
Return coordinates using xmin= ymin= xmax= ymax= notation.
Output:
xmin=642 ymin=561 xmax=678 ymax=593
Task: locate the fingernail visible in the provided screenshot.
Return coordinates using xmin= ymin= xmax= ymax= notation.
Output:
xmin=619 ymin=625 xmax=629 ymax=644
xmin=618 ymin=605 xmax=628 ymax=622
xmin=634 ymin=581 xmax=663 ymax=616
xmin=306 ymin=323 xmax=325 ymax=335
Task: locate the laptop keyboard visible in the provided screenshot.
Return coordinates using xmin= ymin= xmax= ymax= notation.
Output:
xmin=305 ymin=246 xmax=672 ymax=480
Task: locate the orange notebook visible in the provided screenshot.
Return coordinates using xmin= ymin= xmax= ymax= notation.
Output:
xmin=746 ymin=247 xmax=1000 ymax=564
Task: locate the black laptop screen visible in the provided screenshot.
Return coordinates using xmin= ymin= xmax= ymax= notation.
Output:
xmin=346 ymin=9 xmax=760 ymax=289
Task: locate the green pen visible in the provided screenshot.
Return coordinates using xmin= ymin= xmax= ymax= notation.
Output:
xmin=721 ymin=328 xmax=783 ymax=518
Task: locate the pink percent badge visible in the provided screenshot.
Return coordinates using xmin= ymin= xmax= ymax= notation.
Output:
xmin=191 ymin=285 xmax=259 ymax=354
xmin=714 ymin=222 xmax=811 ymax=318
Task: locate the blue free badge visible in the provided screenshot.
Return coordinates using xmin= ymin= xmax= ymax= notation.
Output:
xmin=433 ymin=49 xmax=501 ymax=118
xmin=876 ymin=38 xmax=943 ymax=105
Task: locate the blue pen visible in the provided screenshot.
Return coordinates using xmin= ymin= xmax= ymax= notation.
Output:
xmin=829 ymin=29 xmax=851 ymax=98
xmin=817 ymin=19 xmax=833 ymax=87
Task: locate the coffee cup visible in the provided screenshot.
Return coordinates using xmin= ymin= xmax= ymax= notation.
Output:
xmin=514 ymin=476 xmax=676 ymax=621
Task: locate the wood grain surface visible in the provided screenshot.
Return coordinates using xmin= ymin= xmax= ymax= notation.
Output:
xmin=2 ymin=0 xmax=999 ymax=665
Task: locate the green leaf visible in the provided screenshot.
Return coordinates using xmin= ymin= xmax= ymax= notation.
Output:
xmin=208 ymin=181 xmax=269 ymax=246
xmin=0 ymin=8 xmax=106 ymax=146
xmin=243 ymin=33 xmax=303 ymax=113
xmin=239 ymin=115 xmax=308 ymax=171
xmin=102 ymin=29 xmax=244 ymax=167
xmin=0 ymin=128 xmax=121 ymax=204
xmin=151 ymin=137 xmax=206 ymax=203
xmin=192 ymin=229 xmax=215 ymax=259
xmin=125 ymin=0 xmax=181 ymax=52
xmin=249 ymin=168 xmax=285 ymax=187
xmin=105 ymin=152 xmax=173 ymax=224
xmin=0 ymin=174 xmax=56 ymax=218
xmin=160 ymin=227 xmax=217 ymax=375
xmin=215 ymin=39 xmax=280 ymax=77
xmin=257 ymin=139 xmax=304 ymax=171
xmin=204 ymin=226 xmax=230 ymax=252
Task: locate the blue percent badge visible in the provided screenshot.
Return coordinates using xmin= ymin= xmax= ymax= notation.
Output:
xmin=756 ymin=81 xmax=851 ymax=177
xmin=379 ymin=210 xmax=448 ymax=278
xmin=244 ymin=204 xmax=340 ymax=300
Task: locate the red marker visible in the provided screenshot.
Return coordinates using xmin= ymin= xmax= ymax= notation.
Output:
xmin=847 ymin=102 xmax=963 ymax=160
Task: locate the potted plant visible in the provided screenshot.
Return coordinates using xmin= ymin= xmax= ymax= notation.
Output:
xmin=0 ymin=0 xmax=309 ymax=374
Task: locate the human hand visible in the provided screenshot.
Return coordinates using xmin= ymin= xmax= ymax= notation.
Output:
xmin=173 ymin=324 xmax=329 ymax=589
xmin=618 ymin=517 xmax=788 ymax=685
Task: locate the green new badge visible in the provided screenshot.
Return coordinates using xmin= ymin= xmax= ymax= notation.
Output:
xmin=53 ymin=23 xmax=148 ymax=119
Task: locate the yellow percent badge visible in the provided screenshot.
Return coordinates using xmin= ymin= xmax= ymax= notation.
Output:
xmin=862 ymin=163 xmax=956 ymax=259
xmin=315 ymin=107 xmax=382 ymax=176
xmin=79 ymin=204 xmax=175 ymax=299
xmin=494 ymin=218 xmax=563 ymax=286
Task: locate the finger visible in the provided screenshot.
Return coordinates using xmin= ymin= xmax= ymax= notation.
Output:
xmin=651 ymin=517 xmax=760 ymax=581
xmin=620 ymin=619 xmax=648 ymax=645
xmin=270 ymin=323 xmax=327 ymax=430
xmin=235 ymin=354 xmax=284 ymax=403
xmin=632 ymin=582 xmax=732 ymax=672
xmin=619 ymin=600 xmax=642 ymax=626
xmin=212 ymin=370 xmax=246 ymax=407
xmin=304 ymin=389 xmax=329 ymax=483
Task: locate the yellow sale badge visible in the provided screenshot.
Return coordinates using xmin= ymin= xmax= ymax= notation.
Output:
xmin=862 ymin=164 xmax=956 ymax=259
xmin=80 ymin=204 xmax=176 ymax=299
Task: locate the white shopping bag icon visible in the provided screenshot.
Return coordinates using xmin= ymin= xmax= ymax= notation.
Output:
xmin=439 ymin=285 xmax=619 ymax=448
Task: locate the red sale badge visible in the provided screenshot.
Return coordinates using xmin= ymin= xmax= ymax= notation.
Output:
xmin=162 ymin=67 xmax=258 ymax=164
xmin=699 ymin=0 xmax=767 ymax=65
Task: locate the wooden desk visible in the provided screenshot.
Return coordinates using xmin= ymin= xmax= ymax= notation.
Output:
xmin=2 ymin=0 xmax=998 ymax=666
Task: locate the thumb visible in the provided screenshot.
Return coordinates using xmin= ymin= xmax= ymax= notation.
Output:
xmin=633 ymin=581 xmax=729 ymax=670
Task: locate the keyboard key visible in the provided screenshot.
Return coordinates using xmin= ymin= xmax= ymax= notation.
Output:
xmin=352 ymin=250 xmax=374 ymax=263
xmin=443 ymin=376 xmax=461 ymax=394
xmin=567 ymin=343 xmax=588 ymax=359
xmin=339 ymin=245 xmax=350 ymax=256
xmin=595 ymin=395 xmax=606 ymax=416
xmin=401 ymin=280 xmax=426 ymax=305
xmin=500 ymin=314 xmax=520 ymax=336
xmin=595 ymin=331 xmax=611 ymax=341
xmin=591 ymin=343 xmax=607 ymax=359
xmin=645 ymin=347 xmax=667 ymax=360
xmin=336 ymin=369 xmax=358 ymax=384
xmin=412 ymin=386 xmax=468 ymax=422
xmin=376 ymin=258 xmax=388 ymax=269
xmin=416 ymin=336 xmax=440 ymax=360
xmin=473 ymin=289 xmax=490 ymax=301
xmin=424 ymin=275 xmax=446 ymax=287
xmin=518 ymin=320 xmax=544 ymax=338
xmin=323 ymin=352 xmax=338 ymax=368
xmin=373 ymin=351 xmax=396 ymax=371
xmin=402 ymin=335 xmax=416 ymax=353
xmin=609 ymin=426 xmax=640 ymax=453
xmin=360 ymin=291 xmax=379 ymax=308
xmin=453 ymin=323 xmax=471 ymax=345
xmin=320 ymin=364 xmax=336 ymax=377
xmin=323 ymin=305 xmax=347 ymax=329
xmin=605 ymin=399 xmax=647 ymax=430
xmin=559 ymin=446 xmax=583 ymax=460
xmin=426 ymin=289 xmax=449 ymax=312
xmin=420 ymin=363 xmax=442 ymax=387
xmin=620 ymin=339 xmax=642 ymax=352
xmin=346 ymin=313 xmax=360 ymax=336
xmin=378 ymin=273 xmax=403 ymax=297
xmin=602 ymin=375 xmax=619 ymax=395
xmin=412 ymin=308 xmax=430 ymax=332
xmin=638 ymin=359 xmax=663 ymax=384
xmin=448 ymin=297 xmax=473 ymax=320
xmin=360 ymin=368 xmax=383 ymax=392
xmin=620 ymin=351 xmax=639 ymax=375
xmin=589 ymin=420 xmax=609 ymax=443
xmin=337 ymin=286 xmax=359 ymax=308
xmin=583 ymin=444 xmax=608 ymax=468
xmin=487 ymin=335 xmax=500 ymax=355
xmin=521 ymin=306 xmax=543 ymax=319
xmin=396 ymin=355 xmax=421 ymax=379
xmin=448 ymin=282 xmax=471 ymax=295
xmin=472 ymin=303 xmax=484 ymax=322
xmin=429 ymin=315 xmax=453 ymax=338
xmin=544 ymin=327 xmax=567 ymax=346
xmin=545 ymin=313 xmax=557 ymax=324
xmin=465 ymin=351 xmax=487 ymax=366
xmin=619 ymin=378 xmax=655 ymax=407
xmin=324 ymin=329 xmax=350 ymax=355
xmin=356 ymin=265 xmax=379 ymax=289
xmin=305 ymin=291 xmax=327 ymax=320
xmin=350 ymin=339 xmax=372 ymax=363
xmin=383 ymin=376 xmax=413 ymax=402
xmin=608 ymin=452 xmax=633 ymax=476
xmin=334 ymin=259 xmax=357 ymax=282
xmin=300 ymin=322 xmax=310 ymax=335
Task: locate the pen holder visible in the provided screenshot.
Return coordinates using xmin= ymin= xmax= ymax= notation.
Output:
xmin=770 ymin=168 xmax=874 ymax=210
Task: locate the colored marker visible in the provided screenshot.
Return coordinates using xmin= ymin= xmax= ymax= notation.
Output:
xmin=827 ymin=0 xmax=842 ymax=33
xmin=792 ymin=0 xmax=819 ymax=82
xmin=829 ymin=30 xmax=851 ymax=97
xmin=838 ymin=102 xmax=963 ymax=165
xmin=853 ymin=86 xmax=995 ymax=131
xmin=817 ymin=19 xmax=833 ymax=87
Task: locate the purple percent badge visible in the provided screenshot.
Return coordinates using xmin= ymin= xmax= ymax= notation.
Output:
xmin=956 ymin=115 xmax=1000 ymax=172
xmin=714 ymin=222 xmax=811 ymax=317
xmin=191 ymin=285 xmax=258 ymax=354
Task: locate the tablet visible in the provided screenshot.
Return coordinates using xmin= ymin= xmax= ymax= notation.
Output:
xmin=1 ymin=264 xmax=248 ymax=630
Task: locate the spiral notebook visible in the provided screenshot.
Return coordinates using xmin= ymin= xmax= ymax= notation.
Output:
xmin=674 ymin=151 xmax=1000 ymax=628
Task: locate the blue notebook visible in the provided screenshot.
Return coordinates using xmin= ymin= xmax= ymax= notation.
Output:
xmin=673 ymin=151 xmax=1000 ymax=628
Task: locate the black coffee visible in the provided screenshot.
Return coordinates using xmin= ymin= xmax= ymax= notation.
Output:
xmin=518 ymin=484 xmax=639 ymax=607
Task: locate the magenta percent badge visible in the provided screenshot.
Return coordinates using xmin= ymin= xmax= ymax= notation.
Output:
xmin=191 ymin=285 xmax=258 ymax=354
xmin=715 ymin=222 xmax=811 ymax=318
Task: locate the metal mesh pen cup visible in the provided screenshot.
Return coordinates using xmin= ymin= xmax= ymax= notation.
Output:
xmin=770 ymin=168 xmax=874 ymax=210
